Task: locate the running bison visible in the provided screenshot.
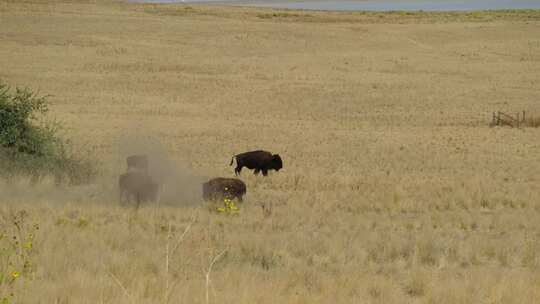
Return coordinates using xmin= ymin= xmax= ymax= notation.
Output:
xmin=202 ymin=177 xmax=246 ymax=202
xmin=230 ymin=150 xmax=282 ymax=176
xmin=119 ymin=171 xmax=160 ymax=207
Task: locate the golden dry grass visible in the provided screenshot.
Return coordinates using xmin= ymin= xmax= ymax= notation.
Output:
xmin=1 ymin=0 xmax=540 ymax=303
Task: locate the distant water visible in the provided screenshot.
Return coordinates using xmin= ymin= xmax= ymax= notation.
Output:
xmin=132 ymin=0 xmax=540 ymax=11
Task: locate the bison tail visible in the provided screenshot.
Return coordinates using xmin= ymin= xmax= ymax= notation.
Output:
xmin=230 ymin=156 xmax=235 ymax=166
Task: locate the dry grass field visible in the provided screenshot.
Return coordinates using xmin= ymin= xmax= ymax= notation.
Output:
xmin=1 ymin=0 xmax=540 ymax=303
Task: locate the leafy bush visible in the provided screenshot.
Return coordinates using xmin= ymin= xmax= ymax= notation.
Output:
xmin=0 ymin=80 xmax=96 ymax=184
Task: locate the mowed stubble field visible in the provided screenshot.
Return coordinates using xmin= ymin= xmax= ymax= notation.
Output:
xmin=1 ymin=1 xmax=540 ymax=303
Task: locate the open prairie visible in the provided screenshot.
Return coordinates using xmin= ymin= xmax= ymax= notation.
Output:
xmin=1 ymin=1 xmax=540 ymax=303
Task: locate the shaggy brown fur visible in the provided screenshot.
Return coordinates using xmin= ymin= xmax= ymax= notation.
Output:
xmin=202 ymin=177 xmax=247 ymax=202
xmin=118 ymin=171 xmax=160 ymax=207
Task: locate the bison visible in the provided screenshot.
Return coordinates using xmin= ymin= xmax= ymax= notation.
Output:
xmin=202 ymin=177 xmax=246 ymax=202
xmin=126 ymin=154 xmax=149 ymax=173
xmin=118 ymin=171 xmax=160 ymax=207
xmin=230 ymin=150 xmax=282 ymax=176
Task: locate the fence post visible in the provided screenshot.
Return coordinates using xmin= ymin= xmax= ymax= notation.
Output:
xmin=523 ymin=110 xmax=526 ymax=123
xmin=497 ymin=112 xmax=501 ymax=126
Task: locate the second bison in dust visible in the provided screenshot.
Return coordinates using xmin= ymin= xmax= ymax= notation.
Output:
xmin=118 ymin=171 xmax=160 ymax=206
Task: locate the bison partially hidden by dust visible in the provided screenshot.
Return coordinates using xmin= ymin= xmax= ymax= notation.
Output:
xmin=119 ymin=171 xmax=160 ymax=207
xmin=126 ymin=154 xmax=149 ymax=173
xmin=119 ymin=154 xmax=160 ymax=207
xmin=230 ymin=150 xmax=282 ymax=176
xmin=202 ymin=177 xmax=246 ymax=202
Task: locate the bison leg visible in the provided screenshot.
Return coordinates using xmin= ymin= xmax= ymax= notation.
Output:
xmin=120 ymin=189 xmax=134 ymax=206
xmin=119 ymin=189 xmax=126 ymax=205
xmin=237 ymin=194 xmax=243 ymax=203
xmin=135 ymin=193 xmax=142 ymax=209
xmin=254 ymin=168 xmax=260 ymax=175
xmin=262 ymin=169 xmax=268 ymax=176
xmin=155 ymin=185 xmax=161 ymax=204
xmin=235 ymin=166 xmax=244 ymax=176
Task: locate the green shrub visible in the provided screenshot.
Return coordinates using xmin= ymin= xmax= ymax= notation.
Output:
xmin=0 ymin=80 xmax=96 ymax=184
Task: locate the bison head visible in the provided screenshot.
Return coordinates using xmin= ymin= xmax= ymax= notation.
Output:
xmin=271 ymin=154 xmax=283 ymax=171
xmin=127 ymin=154 xmax=149 ymax=173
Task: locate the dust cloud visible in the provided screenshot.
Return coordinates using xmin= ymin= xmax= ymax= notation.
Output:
xmin=0 ymin=132 xmax=206 ymax=207
xmin=117 ymin=134 xmax=206 ymax=206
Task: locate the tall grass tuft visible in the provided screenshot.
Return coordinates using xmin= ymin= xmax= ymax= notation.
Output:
xmin=523 ymin=116 xmax=540 ymax=128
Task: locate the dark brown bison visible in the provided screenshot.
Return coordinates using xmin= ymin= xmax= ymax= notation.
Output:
xmin=230 ymin=150 xmax=282 ymax=176
xmin=202 ymin=177 xmax=246 ymax=202
xmin=119 ymin=171 xmax=160 ymax=207
xmin=126 ymin=154 xmax=148 ymax=173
